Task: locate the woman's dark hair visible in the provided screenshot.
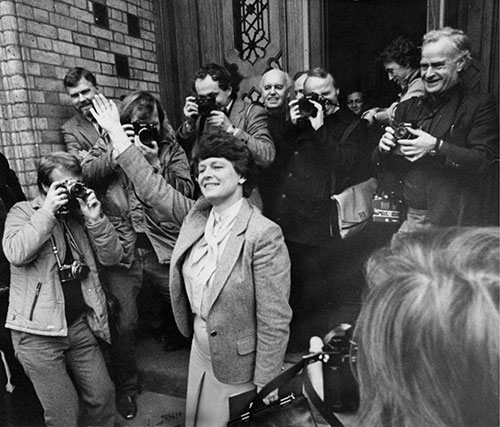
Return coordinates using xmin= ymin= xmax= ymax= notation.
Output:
xmin=193 ymin=132 xmax=257 ymax=198
xmin=193 ymin=63 xmax=243 ymax=100
xmin=379 ymin=36 xmax=421 ymax=69
xmin=37 ymin=152 xmax=82 ymax=195
xmin=118 ymin=91 xmax=176 ymax=144
xmin=63 ymin=67 xmax=97 ymax=89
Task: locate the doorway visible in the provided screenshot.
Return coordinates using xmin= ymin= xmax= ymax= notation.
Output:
xmin=324 ymin=0 xmax=427 ymax=109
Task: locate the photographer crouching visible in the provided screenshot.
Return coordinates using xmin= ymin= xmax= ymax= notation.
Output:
xmin=2 ymin=152 xmax=123 ymax=427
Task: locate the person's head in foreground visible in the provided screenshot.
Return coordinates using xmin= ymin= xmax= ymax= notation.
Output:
xmin=355 ymin=227 xmax=499 ymax=427
xmin=193 ymin=132 xmax=257 ymax=211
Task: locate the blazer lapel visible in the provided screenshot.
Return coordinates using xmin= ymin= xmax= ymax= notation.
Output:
xmin=203 ymin=200 xmax=253 ymax=315
xmin=76 ymin=115 xmax=100 ymax=146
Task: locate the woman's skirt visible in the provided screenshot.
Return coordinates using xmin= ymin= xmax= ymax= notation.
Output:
xmin=185 ymin=315 xmax=255 ymax=427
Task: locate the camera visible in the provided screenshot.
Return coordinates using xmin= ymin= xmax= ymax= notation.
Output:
xmin=392 ymin=122 xmax=417 ymax=141
xmin=58 ymin=260 xmax=90 ymax=283
xmin=132 ymin=122 xmax=159 ymax=148
xmin=297 ymin=93 xmax=330 ymax=118
xmin=322 ymin=324 xmax=359 ymax=413
xmin=372 ymin=192 xmax=403 ymax=223
xmin=196 ymin=94 xmax=219 ymax=117
xmin=56 ymin=180 xmax=89 ymax=218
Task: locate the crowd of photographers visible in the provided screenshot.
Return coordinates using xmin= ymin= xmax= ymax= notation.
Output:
xmin=0 ymin=25 xmax=498 ymax=427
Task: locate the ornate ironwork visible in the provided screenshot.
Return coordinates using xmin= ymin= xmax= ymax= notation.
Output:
xmin=233 ymin=0 xmax=270 ymax=65
xmin=241 ymin=87 xmax=262 ymax=104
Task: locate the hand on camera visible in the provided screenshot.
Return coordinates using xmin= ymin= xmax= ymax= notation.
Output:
xmin=397 ymin=128 xmax=436 ymax=162
xmin=42 ymin=181 xmax=69 ymax=216
xmin=307 ymin=99 xmax=324 ymax=130
xmin=378 ymin=126 xmax=397 ymax=153
xmin=183 ymin=96 xmax=199 ymax=122
xmin=78 ymin=189 xmax=102 ymax=221
xmin=289 ymin=99 xmax=301 ymax=125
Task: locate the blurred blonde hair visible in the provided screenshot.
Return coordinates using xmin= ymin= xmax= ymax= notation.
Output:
xmin=355 ymin=227 xmax=499 ymax=427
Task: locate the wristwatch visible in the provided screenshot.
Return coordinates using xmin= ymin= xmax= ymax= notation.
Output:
xmin=429 ymin=138 xmax=443 ymax=156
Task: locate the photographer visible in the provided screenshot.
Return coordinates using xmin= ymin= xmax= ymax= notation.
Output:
xmin=2 ymin=152 xmax=122 ymax=427
xmin=81 ymin=91 xmax=193 ymax=419
xmin=177 ymin=62 xmax=274 ymax=207
xmin=374 ymin=28 xmax=499 ymax=233
xmin=269 ymin=68 xmax=370 ymax=350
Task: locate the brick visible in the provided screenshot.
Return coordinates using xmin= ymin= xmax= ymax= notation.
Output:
xmin=30 ymin=49 xmax=62 ymax=65
xmin=101 ymin=63 xmax=113 ymax=75
xmin=109 ymin=42 xmax=130 ymax=55
xmin=61 ymin=55 xmax=77 ymax=68
xmin=53 ymin=40 xmax=80 ymax=56
xmin=137 ymin=8 xmax=153 ymax=20
xmin=28 ymin=21 xmax=58 ymax=38
xmin=0 ymin=1 xmax=16 ymax=16
xmin=90 ymin=26 xmax=113 ymax=40
xmin=98 ymin=75 xmax=119 ymax=87
xmin=81 ymin=46 xmax=94 ymax=59
xmin=124 ymin=35 xmax=144 ymax=49
xmin=12 ymin=104 xmax=31 ymax=118
xmin=54 ymin=2 xmax=69 ymax=15
xmin=127 ymin=3 xmax=138 ymax=15
xmin=143 ymin=40 xmax=153 ymax=51
xmin=44 ymin=92 xmax=60 ymax=104
xmin=30 ymin=91 xmax=46 ymax=103
xmin=97 ymin=39 xmax=110 ymax=51
xmin=35 ymin=117 xmax=49 ymax=130
xmin=74 ymin=33 xmax=98 ymax=48
xmin=5 ymin=60 xmax=24 ymax=75
xmin=110 ymin=19 xmax=128 ymax=34
xmin=6 ymin=89 xmax=29 ymax=103
xmin=131 ymin=69 xmax=143 ymax=80
xmin=69 ymin=6 xmax=93 ymax=23
xmin=75 ymin=59 xmax=101 ymax=73
xmin=34 ymin=77 xmax=62 ymax=92
xmin=142 ymin=30 xmax=155 ymax=42
xmin=130 ymin=58 xmax=146 ymax=70
xmin=7 ymin=75 xmax=28 ymax=89
xmin=37 ymin=37 xmax=53 ymax=51
xmin=131 ymin=47 xmax=141 ymax=58
xmin=5 ymin=45 xmax=21 ymax=60
xmin=0 ymin=16 xmax=18 ymax=31
xmin=50 ymin=13 xmax=78 ymax=31
xmin=58 ymin=28 xmax=73 ymax=42
xmin=15 ymin=117 xmax=33 ymax=131
xmin=114 ymin=33 xmax=124 ymax=43
xmin=107 ymin=0 xmax=127 ymax=11
xmin=19 ymin=143 xmax=37 ymax=158
xmin=94 ymin=50 xmax=114 ymax=63
xmin=20 ymin=33 xmax=38 ymax=49
xmin=74 ymin=0 xmax=87 ymax=9
xmin=39 ymin=64 xmax=57 ymax=78
xmin=142 ymin=50 xmax=156 ymax=62
xmin=17 ymin=4 xmax=34 ymax=19
xmin=36 ymin=0 xmax=56 ymax=12
xmin=1 ymin=30 xmax=18 ymax=46
xmin=34 ymin=8 xmax=50 ymax=23
xmin=77 ymin=21 xmax=90 ymax=34
xmin=110 ymin=8 xmax=123 ymax=21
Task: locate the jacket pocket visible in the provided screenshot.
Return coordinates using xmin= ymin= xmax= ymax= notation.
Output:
xmin=29 ymin=282 xmax=42 ymax=321
xmin=237 ymin=335 xmax=256 ymax=355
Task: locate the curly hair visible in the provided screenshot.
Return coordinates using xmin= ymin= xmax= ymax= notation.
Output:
xmin=63 ymin=67 xmax=97 ymax=89
xmin=193 ymin=63 xmax=243 ymax=99
xmin=379 ymin=36 xmax=421 ymax=69
xmin=193 ymin=132 xmax=257 ymax=198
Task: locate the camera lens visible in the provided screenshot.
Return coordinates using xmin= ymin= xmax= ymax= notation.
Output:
xmin=68 ymin=182 xmax=87 ymax=200
xmin=138 ymin=127 xmax=155 ymax=146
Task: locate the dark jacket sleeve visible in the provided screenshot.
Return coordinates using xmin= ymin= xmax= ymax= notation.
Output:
xmin=81 ymin=137 xmax=120 ymax=189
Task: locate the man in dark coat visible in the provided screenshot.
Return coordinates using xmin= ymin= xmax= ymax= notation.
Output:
xmin=269 ymin=68 xmax=369 ymax=350
xmin=375 ymin=27 xmax=499 ymax=232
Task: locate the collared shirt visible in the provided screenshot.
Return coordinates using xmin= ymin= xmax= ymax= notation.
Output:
xmin=182 ymin=198 xmax=243 ymax=319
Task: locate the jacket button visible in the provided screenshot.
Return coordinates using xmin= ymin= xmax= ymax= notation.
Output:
xmin=210 ymin=330 xmax=217 ymax=337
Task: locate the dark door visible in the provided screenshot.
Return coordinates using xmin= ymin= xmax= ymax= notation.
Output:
xmin=324 ymin=0 xmax=427 ymax=109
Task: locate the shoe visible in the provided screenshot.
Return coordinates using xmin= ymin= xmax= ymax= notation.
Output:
xmin=116 ymin=393 xmax=137 ymax=420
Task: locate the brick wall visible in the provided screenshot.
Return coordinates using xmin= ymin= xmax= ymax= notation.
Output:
xmin=0 ymin=0 xmax=160 ymax=197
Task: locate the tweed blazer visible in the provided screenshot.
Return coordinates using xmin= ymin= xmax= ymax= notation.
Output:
xmin=62 ymin=112 xmax=100 ymax=158
xmin=177 ymin=98 xmax=275 ymax=168
xmin=170 ymin=198 xmax=292 ymax=386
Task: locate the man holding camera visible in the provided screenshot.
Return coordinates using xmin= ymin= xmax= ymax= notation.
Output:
xmin=375 ymin=27 xmax=499 ymax=232
xmin=177 ymin=63 xmax=274 ymax=207
xmin=62 ymin=67 xmax=103 ymax=161
xmin=269 ymin=68 xmax=369 ymax=350
xmin=2 ymin=152 xmax=122 ymax=427
xmin=82 ymin=91 xmax=193 ymax=420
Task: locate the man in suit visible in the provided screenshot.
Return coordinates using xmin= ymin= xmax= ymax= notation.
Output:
xmin=376 ymin=27 xmax=499 ymax=233
xmin=177 ymin=63 xmax=274 ymax=207
xmin=61 ymin=67 xmax=101 ymax=160
xmin=258 ymin=69 xmax=296 ymax=216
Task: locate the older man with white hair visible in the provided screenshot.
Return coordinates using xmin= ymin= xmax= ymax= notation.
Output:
xmin=375 ymin=27 xmax=499 ymax=233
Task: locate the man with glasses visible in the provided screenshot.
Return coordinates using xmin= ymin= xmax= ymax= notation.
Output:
xmin=375 ymin=27 xmax=499 ymax=233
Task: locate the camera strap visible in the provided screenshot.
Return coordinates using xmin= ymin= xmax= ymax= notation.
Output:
xmin=61 ymin=220 xmax=86 ymax=263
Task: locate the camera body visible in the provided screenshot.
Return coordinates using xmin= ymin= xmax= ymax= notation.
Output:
xmin=55 ymin=180 xmax=89 ymax=217
xmin=322 ymin=324 xmax=359 ymax=413
xmin=132 ymin=122 xmax=159 ymax=148
xmin=196 ymin=94 xmax=219 ymax=117
xmin=58 ymin=260 xmax=90 ymax=283
xmin=392 ymin=122 xmax=417 ymax=141
xmin=372 ymin=192 xmax=403 ymax=223
xmin=297 ymin=93 xmax=330 ymax=118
